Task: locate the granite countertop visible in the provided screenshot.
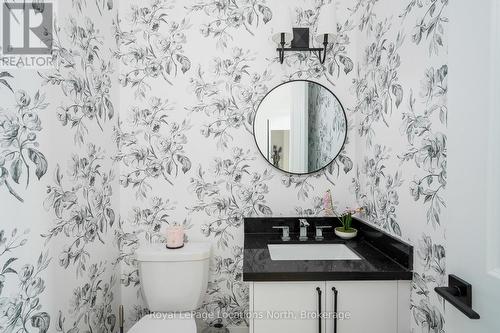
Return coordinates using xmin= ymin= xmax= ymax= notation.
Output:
xmin=243 ymin=217 xmax=413 ymax=282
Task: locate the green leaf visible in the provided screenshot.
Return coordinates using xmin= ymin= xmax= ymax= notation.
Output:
xmin=27 ymin=148 xmax=48 ymax=180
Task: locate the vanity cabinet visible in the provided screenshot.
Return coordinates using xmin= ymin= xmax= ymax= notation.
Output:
xmin=252 ymin=282 xmax=326 ymax=333
xmin=249 ymin=281 xmax=409 ymax=333
xmin=324 ymin=281 xmax=397 ymax=333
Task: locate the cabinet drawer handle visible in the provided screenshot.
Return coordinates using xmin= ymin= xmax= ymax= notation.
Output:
xmin=316 ymin=287 xmax=322 ymax=333
xmin=332 ymin=287 xmax=338 ymax=333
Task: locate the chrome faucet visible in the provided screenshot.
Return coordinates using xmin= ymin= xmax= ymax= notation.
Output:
xmin=299 ymin=219 xmax=310 ymax=241
xmin=272 ymin=226 xmax=290 ymax=242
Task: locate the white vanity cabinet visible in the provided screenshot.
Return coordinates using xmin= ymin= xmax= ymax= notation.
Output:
xmin=324 ymin=281 xmax=398 ymax=333
xmin=251 ymin=282 xmax=326 ymax=333
xmin=249 ymin=281 xmax=410 ymax=333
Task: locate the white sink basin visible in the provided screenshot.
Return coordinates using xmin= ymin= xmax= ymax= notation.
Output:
xmin=267 ymin=243 xmax=361 ymax=261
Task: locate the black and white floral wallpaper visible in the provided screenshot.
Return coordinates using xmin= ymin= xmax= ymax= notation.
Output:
xmin=1 ymin=1 xmax=119 ymax=333
xmin=351 ymin=1 xmax=448 ymax=332
xmin=307 ymin=83 xmax=346 ymax=171
xmin=0 ymin=0 xmax=448 ymax=332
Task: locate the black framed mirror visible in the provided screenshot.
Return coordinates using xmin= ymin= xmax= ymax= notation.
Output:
xmin=253 ymin=80 xmax=347 ymax=174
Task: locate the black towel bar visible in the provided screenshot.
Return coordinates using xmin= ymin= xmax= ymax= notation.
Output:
xmin=435 ymin=274 xmax=480 ymax=320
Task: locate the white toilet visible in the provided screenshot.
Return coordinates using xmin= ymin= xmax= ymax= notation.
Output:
xmin=129 ymin=242 xmax=211 ymax=332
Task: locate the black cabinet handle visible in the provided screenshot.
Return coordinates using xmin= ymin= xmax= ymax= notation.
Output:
xmin=316 ymin=287 xmax=322 ymax=333
xmin=332 ymin=287 xmax=338 ymax=333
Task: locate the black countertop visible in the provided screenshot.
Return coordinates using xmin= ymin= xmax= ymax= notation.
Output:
xmin=243 ymin=217 xmax=413 ymax=282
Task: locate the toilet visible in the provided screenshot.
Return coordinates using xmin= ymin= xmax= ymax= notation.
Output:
xmin=129 ymin=242 xmax=211 ymax=332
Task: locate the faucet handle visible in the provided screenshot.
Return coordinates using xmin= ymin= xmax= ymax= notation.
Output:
xmin=315 ymin=225 xmax=332 ymax=241
xmin=272 ymin=226 xmax=290 ymax=242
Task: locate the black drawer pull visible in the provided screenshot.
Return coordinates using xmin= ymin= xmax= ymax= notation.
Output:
xmin=332 ymin=287 xmax=338 ymax=333
xmin=316 ymin=287 xmax=322 ymax=333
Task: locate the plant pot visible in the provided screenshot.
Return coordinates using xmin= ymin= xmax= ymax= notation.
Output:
xmin=334 ymin=227 xmax=358 ymax=240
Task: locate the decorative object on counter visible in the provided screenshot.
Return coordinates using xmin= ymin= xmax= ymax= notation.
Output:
xmin=165 ymin=224 xmax=185 ymax=249
xmin=201 ymin=321 xmax=230 ymax=333
xmin=323 ymin=189 xmax=335 ymax=216
xmin=334 ymin=208 xmax=363 ymax=240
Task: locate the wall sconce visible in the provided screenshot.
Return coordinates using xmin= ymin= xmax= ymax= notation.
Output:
xmin=272 ymin=3 xmax=337 ymax=64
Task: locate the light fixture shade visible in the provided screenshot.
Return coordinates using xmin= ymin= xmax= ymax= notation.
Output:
xmin=315 ymin=3 xmax=337 ymax=43
xmin=271 ymin=4 xmax=293 ymax=46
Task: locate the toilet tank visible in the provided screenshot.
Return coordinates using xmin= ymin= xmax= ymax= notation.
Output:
xmin=136 ymin=242 xmax=211 ymax=312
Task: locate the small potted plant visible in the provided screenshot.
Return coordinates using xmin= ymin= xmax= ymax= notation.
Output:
xmin=334 ymin=208 xmax=363 ymax=240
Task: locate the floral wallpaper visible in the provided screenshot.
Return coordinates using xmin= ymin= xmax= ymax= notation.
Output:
xmin=351 ymin=1 xmax=448 ymax=332
xmin=0 ymin=0 xmax=448 ymax=333
xmin=116 ymin=0 xmax=448 ymax=331
xmin=0 ymin=89 xmax=48 ymax=203
xmin=116 ymin=0 xmax=357 ymax=329
xmin=307 ymin=82 xmax=346 ymax=172
xmin=1 ymin=1 xmax=120 ymax=333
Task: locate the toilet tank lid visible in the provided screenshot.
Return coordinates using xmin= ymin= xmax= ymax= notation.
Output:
xmin=136 ymin=242 xmax=211 ymax=262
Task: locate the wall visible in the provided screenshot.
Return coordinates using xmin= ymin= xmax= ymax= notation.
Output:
xmin=307 ymin=82 xmax=346 ymax=171
xmin=115 ymin=0 xmax=356 ymax=329
xmin=0 ymin=1 xmax=120 ymax=332
xmin=351 ymin=1 xmax=448 ymax=332
xmin=113 ymin=0 xmax=449 ymax=331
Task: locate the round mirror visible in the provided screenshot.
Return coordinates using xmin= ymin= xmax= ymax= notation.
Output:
xmin=253 ymin=80 xmax=347 ymax=174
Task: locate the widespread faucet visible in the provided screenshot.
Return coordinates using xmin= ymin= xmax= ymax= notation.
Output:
xmin=299 ymin=219 xmax=310 ymax=241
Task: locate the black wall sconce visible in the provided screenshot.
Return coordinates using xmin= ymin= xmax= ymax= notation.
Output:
xmin=272 ymin=3 xmax=337 ymax=65
xmin=276 ymin=28 xmax=329 ymax=64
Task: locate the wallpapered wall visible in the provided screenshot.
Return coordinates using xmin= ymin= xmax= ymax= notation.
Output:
xmin=0 ymin=0 xmax=448 ymax=332
xmin=0 ymin=1 xmax=120 ymax=332
xmin=352 ymin=1 xmax=448 ymax=332
xmin=307 ymin=83 xmax=346 ymax=171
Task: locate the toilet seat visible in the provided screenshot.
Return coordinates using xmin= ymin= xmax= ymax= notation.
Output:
xmin=128 ymin=314 xmax=197 ymax=333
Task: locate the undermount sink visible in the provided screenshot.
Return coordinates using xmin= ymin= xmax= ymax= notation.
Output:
xmin=267 ymin=243 xmax=361 ymax=261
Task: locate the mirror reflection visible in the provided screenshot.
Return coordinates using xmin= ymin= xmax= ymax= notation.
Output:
xmin=254 ymin=80 xmax=347 ymax=174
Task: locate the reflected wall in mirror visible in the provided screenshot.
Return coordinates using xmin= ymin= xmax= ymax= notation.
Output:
xmin=253 ymin=80 xmax=347 ymax=174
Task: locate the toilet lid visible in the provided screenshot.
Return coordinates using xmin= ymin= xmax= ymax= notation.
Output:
xmin=128 ymin=315 xmax=197 ymax=333
xmin=136 ymin=242 xmax=211 ymax=262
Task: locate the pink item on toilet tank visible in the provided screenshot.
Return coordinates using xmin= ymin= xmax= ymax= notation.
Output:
xmin=166 ymin=225 xmax=184 ymax=249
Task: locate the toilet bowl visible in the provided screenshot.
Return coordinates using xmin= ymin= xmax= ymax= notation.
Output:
xmin=129 ymin=242 xmax=211 ymax=333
